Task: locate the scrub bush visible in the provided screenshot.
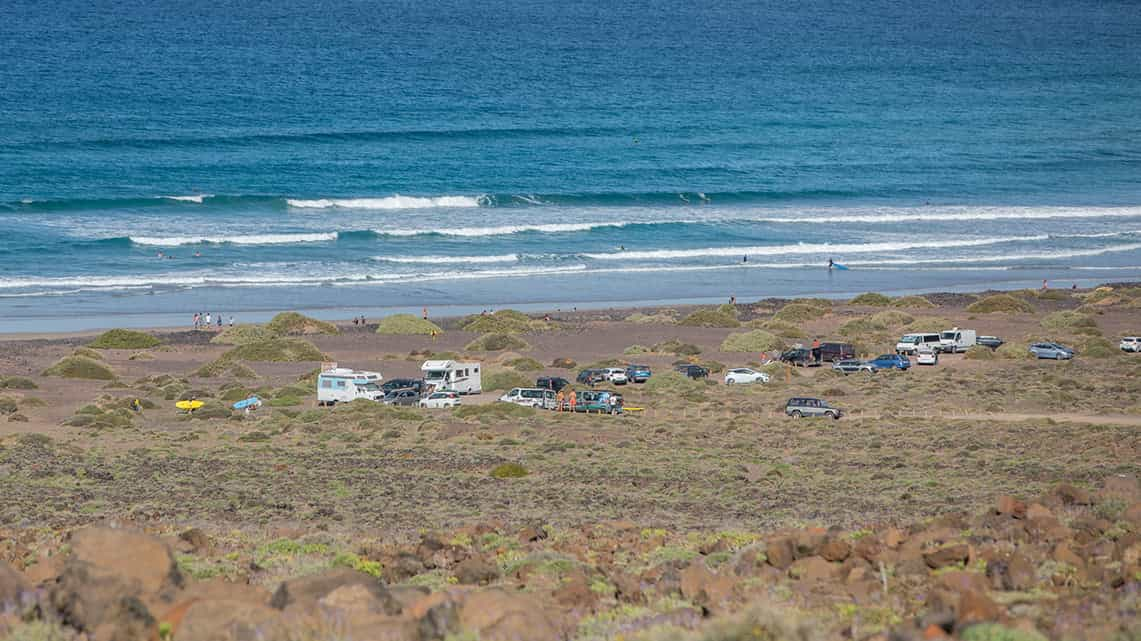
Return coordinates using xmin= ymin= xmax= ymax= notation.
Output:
xmin=375 ymin=314 xmax=443 ymax=335
xmin=87 ymin=328 xmax=162 ymax=349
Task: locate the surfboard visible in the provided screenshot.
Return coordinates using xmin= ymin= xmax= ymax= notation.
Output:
xmin=175 ymin=400 xmax=204 ymax=411
xmin=232 ymin=396 xmax=261 ymax=410
xmin=832 ymin=263 xmax=849 ymax=271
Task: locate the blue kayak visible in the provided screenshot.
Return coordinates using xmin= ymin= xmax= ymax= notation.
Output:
xmin=232 ymin=396 xmax=262 ymax=410
xmin=831 ymin=263 xmax=849 ymax=271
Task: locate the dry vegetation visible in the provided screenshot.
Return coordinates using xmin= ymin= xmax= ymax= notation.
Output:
xmin=0 ymin=291 xmax=1138 ymax=641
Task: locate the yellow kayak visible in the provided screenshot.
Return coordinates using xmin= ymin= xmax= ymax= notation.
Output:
xmin=175 ymin=400 xmax=204 ymax=411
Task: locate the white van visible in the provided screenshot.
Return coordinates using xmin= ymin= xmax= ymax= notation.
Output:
xmin=938 ymin=328 xmax=977 ymax=353
xmin=421 ymin=360 xmax=482 ymax=395
xmin=499 ymin=388 xmax=557 ymax=409
xmin=896 ymin=333 xmax=942 ymax=355
xmin=317 ymin=368 xmax=385 ymax=405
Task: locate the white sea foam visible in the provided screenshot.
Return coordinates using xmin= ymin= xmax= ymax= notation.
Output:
xmin=742 ymin=205 xmax=1141 ymax=225
xmin=583 ymin=236 xmax=1049 ymax=260
xmin=160 ymin=194 xmax=212 ymax=203
xmin=378 ymin=222 xmax=626 ymax=237
xmin=287 ymin=195 xmax=484 ymax=209
xmin=375 ymin=254 xmax=519 ymax=264
xmin=130 ymin=233 xmax=337 ymax=246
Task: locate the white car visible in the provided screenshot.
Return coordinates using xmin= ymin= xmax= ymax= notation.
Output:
xmin=420 ymin=391 xmax=461 ymax=408
xmin=602 ymin=367 xmax=629 ymax=385
xmin=724 ymin=368 xmax=770 ymax=385
xmin=915 ymin=346 xmax=939 ymax=366
xmin=1121 ymin=336 xmax=1141 ymax=352
xmin=498 ymin=387 xmax=557 ymax=409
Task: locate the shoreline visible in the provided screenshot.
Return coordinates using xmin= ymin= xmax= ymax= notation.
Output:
xmin=2 ymin=275 xmax=1137 ymax=337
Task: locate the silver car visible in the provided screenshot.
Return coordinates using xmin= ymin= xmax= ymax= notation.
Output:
xmin=785 ymin=397 xmax=842 ymax=419
xmin=832 ymin=359 xmax=875 ymax=375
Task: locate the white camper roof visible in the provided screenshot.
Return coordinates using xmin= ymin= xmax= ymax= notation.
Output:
xmin=422 ymin=360 xmax=456 ymax=370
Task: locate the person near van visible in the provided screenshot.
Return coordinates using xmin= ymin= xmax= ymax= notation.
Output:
xmin=609 ymin=393 xmax=619 ymax=413
xmin=556 ymin=390 xmax=564 ymax=412
xmin=568 ymin=389 xmax=577 ymax=413
xmin=811 ymin=338 xmax=821 ymax=363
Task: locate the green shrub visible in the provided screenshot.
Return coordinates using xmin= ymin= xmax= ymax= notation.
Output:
xmin=716 ymin=303 xmax=740 ymax=318
xmin=72 ymin=347 xmax=104 ymax=360
xmin=643 ymin=371 xmax=705 ymax=398
xmin=483 ymin=370 xmax=532 ymax=391
xmin=623 ymin=344 xmax=651 ymax=355
xmin=505 ymin=357 xmax=543 ymax=371
xmin=1040 ymin=310 xmax=1097 ymax=330
xmin=960 ymin=623 xmax=1048 ymax=641
xmin=678 ymin=309 xmax=740 ymax=328
xmin=551 ymin=357 xmax=577 ymax=369
xmin=210 ymin=324 xmax=277 ymax=345
xmin=964 ymin=345 xmax=995 ymax=360
xmin=967 ymin=294 xmax=1034 ymax=314
xmin=266 ymin=311 xmax=339 ymax=335
xmin=850 ymin=292 xmax=892 ymax=306
xmin=0 ymin=397 xmax=17 ymax=415
xmin=750 ymin=320 xmax=806 ymax=339
xmin=267 ymin=397 xmax=302 ymax=407
xmin=838 ymin=317 xmax=887 ymax=338
xmin=455 ymin=403 xmax=535 ymax=419
xmin=466 ymin=333 xmax=529 ymax=352
xmin=996 ymin=343 xmax=1033 ymax=360
xmin=0 ymin=376 xmax=38 ymax=390
xmin=42 ymin=356 xmax=116 ymax=380
xmin=490 ymin=463 xmax=529 ymax=478
xmin=87 ymin=328 xmax=162 ymax=349
xmin=375 ymin=314 xmax=443 ymax=335
xmin=220 ymin=338 xmax=326 ymax=363
xmin=772 ymin=303 xmax=827 ymax=323
xmin=792 ymin=297 xmax=833 ymax=310
xmin=720 ymin=330 xmax=782 ymax=353
xmin=891 ymin=295 xmax=935 ymax=309
xmin=195 ymin=359 xmax=258 ymax=378
xmin=1032 ymin=289 xmax=1072 ymax=301
xmin=652 ymin=339 xmax=702 ymax=356
xmin=461 ymin=309 xmax=549 ymax=334
xmin=868 ymin=310 xmax=914 ymax=328
xmin=1081 ymin=336 xmax=1116 ymax=358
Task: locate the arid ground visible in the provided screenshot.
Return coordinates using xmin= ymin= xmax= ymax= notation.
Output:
xmin=0 ymin=286 xmax=1138 ymax=641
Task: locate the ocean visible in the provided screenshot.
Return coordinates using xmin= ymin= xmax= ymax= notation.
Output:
xmin=2 ymin=0 xmax=1140 ymax=331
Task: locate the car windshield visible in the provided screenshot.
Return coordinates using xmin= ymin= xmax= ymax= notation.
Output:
xmin=425 ymin=371 xmax=447 ymax=380
xmin=358 ymin=383 xmax=380 ymax=391
xmin=901 ymin=336 xmax=919 ymax=343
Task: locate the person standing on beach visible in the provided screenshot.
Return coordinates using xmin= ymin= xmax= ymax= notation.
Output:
xmin=193 ymin=312 xmax=200 ymax=329
xmin=422 ymin=307 xmax=429 ymax=320
xmin=568 ymin=389 xmax=577 ymax=413
xmin=205 ymin=312 xmax=211 ymax=326
xmin=217 ymin=315 xmax=223 ymax=329
xmin=556 ymin=390 xmax=564 ymax=412
xmin=228 ymin=315 xmax=234 ymax=327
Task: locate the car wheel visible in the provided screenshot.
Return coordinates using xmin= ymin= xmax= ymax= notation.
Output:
xmin=827 ymin=411 xmax=838 ymax=420
xmin=791 ymin=410 xmax=802 ymax=418
xmin=726 ymin=379 xmax=735 ymax=385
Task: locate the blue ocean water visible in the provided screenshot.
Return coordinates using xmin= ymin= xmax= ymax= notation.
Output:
xmin=2 ymin=0 xmax=1140 ymax=330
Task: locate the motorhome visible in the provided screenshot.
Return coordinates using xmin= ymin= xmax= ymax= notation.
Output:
xmin=938 ymin=328 xmax=977 ymax=353
xmin=316 ymin=367 xmax=384 ymax=405
xmin=896 ymin=333 xmax=942 ymax=355
xmin=421 ymin=360 xmax=482 ymax=395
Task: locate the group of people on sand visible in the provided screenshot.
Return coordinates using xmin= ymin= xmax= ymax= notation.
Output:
xmin=193 ymin=312 xmax=232 ymax=330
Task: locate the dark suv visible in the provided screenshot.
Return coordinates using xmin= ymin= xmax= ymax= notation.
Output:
xmin=576 ymin=369 xmax=606 ymax=385
xmin=780 ymin=348 xmax=817 ymax=367
xmin=818 ymin=342 xmax=855 ymax=363
xmin=382 ymin=378 xmax=425 ymax=394
xmin=536 ymin=376 xmax=570 ymax=392
xmin=675 ymin=364 xmax=709 ymax=379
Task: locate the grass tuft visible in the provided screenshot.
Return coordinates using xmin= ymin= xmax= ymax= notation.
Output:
xmin=490 ymin=462 xmax=529 ymax=478
xmin=720 ymin=329 xmax=783 ymax=353
xmin=375 ymin=314 xmax=443 ymax=335
xmin=678 ymin=308 xmax=740 ymax=328
xmin=850 ymin=292 xmax=893 ymax=306
xmin=43 ymin=356 xmax=117 ymax=380
xmin=210 ymin=324 xmax=277 ymax=345
xmin=466 ymin=333 xmax=530 ymax=351
xmin=87 ymin=328 xmax=162 ymax=350
xmin=967 ymin=294 xmax=1034 ymax=314
xmin=266 ymin=311 xmax=339 ymax=335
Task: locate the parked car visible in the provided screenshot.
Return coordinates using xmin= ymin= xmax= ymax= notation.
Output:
xmin=576 ymin=369 xmax=606 ymax=385
xmin=937 ymin=328 xmax=977 ymax=353
xmin=915 ymin=345 xmax=939 ymax=366
xmin=832 ymin=359 xmax=875 ymax=375
xmin=780 ymin=348 xmax=817 ymax=367
xmin=566 ymin=390 xmax=623 ymax=414
xmin=818 ymin=342 xmax=856 ymax=362
xmin=536 ymin=376 xmax=570 ymax=392
xmin=1120 ymin=336 xmax=1141 ymax=352
xmin=1029 ymin=342 xmax=1075 ymax=360
xmin=382 ymin=378 xmax=425 ymax=394
xmin=977 ymin=336 xmax=1005 ymax=350
xmin=896 ymin=333 xmax=942 ymax=355
xmin=867 ymin=354 xmax=911 ymax=370
xmin=499 ymin=387 xmax=557 ymax=409
xmin=724 ymin=368 xmax=770 ymax=385
xmin=420 ymin=391 xmax=461 ymax=409
xmin=382 ymin=389 xmax=421 ymax=406
xmin=602 ymin=367 xmax=629 ymax=385
xmin=675 ymin=364 xmax=709 ymax=379
xmin=785 ymin=397 xmax=842 ymax=420
xmin=625 ymin=364 xmax=653 ymax=383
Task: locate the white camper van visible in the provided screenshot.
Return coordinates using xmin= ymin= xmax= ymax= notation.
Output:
xmin=421 ymin=360 xmax=482 ymax=395
xmin=317 ymin=368 xmax=384 ymax=405
xmin=938 ymin=328 xmax=977 ymax=353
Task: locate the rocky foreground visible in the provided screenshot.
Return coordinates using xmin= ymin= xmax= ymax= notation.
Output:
xmin=1 ymin=477 xmax=1138 ymax=641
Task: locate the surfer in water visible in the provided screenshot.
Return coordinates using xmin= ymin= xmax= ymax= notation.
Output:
xmin=742 ymin=255 xmax=747 ymax=264
xmin=828 ymin=258 xmax=834 ymax=270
